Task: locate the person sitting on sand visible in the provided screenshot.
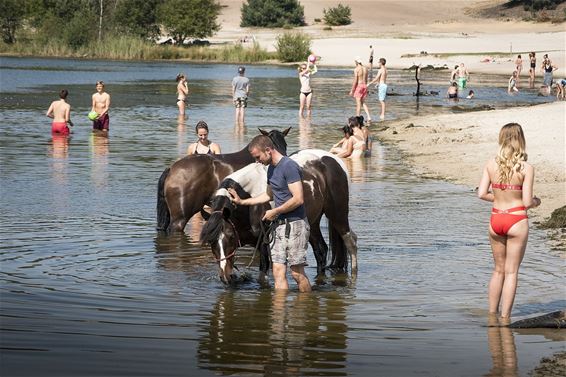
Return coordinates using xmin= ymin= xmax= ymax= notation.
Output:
xmin=187 ymin=120 xmax=221 ymax=155
xmin=508 ymin=71 xmax=519 ymax=93
xmin=446 ymin=82 xmax=458 ymax=100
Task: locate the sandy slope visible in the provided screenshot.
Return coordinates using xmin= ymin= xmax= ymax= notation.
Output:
xmin=215 ymin=1 xmax=565 ymax=74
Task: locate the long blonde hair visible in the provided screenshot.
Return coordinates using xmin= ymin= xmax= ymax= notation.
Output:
xmin=496 ymin=123 xmax=527 ymax=183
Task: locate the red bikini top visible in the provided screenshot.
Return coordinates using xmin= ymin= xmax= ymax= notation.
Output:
xmin=492 ymin=183 xmax=522 ymax=191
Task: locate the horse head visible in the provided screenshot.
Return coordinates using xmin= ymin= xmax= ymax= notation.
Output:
xmin=200 ymin=164 xmax=268 ymax=285
xmin=259 ymin=127 xmax=291 ymax=155
xmin=200 ymin=192 xmax=240 ymax=285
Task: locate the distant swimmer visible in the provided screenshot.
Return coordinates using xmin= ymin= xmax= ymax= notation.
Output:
xmin=46 ymin=89 xmax=72 ymax=135
xmin=187 ymin=120 xmax=221 ymax=155
xmin=176 ymin=73 xmax=189 ymax=116
xmin=349 ymin=56 xmax=372 ymax=121
xmin=446 ymin=82 xmax=459 ymax=100
xmin=91 ymin=81 xmax=111 ymax=132
xmin=466 ymin=90 xmax=475 ymax=99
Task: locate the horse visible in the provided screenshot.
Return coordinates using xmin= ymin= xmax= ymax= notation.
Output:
xmin=156 ymin=127 xmax=290 ymax=233
xmin=199 ymin=149 xmax=358 ymax=285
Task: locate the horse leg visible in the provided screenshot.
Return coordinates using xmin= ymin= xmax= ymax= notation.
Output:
xmin=258 ymin=243 xmax=270 ymax=286
xmin=341 ymin=231 xmax=358 ymax=278
xmin=309 ymin=220 xmax=328 ymax=277
xmin=156 ymin=168 xmax=171 ymax=231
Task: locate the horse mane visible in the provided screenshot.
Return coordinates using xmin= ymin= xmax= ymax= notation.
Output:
xmin=200 ymin=211 xmax=225 ymax=246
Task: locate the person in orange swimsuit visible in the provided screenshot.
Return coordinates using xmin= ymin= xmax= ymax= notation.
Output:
xmin=477 ymin=123 xmax=541 ymax=320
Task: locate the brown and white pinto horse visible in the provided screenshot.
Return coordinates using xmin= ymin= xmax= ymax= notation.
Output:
xmin=156 ymin=128 xmax=290 ymax=233
xmin=199 ymin=149 xmax=358 ymax=284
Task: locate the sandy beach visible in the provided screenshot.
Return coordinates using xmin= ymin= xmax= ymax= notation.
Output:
xmin=215 ymin=0 xmax=566 ymax=74
xmin=377 ymin=102 xmax=566 ymax=223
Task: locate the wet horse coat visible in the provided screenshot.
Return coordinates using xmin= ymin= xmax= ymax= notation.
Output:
xmin=156 ymin=128 xmax=290 ymax=233
xmin=200 ymin=149 xmax=358 ymax=284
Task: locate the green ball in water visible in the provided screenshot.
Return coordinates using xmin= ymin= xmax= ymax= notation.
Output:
xmin=88 ymin=111 xmax=99 ymax=121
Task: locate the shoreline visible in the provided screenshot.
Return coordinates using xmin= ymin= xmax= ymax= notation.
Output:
xmin=376 ymin=101 xmax=565 ymax=226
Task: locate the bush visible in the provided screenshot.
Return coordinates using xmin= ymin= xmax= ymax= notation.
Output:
xmin=323 ymin=4 xmax=352 ymax=26
xmin=241 ymin=0 xmax=304 ymax=27
xmin=275 ymin=32 xmax=311 ymax=62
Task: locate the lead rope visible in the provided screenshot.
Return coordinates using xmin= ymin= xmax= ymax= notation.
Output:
xmin=245 ymin=220 xmax=277 ymax=268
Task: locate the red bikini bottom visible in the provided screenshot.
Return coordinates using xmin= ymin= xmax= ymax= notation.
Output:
xmin=490 ymin=206 xmax=528 ymax=236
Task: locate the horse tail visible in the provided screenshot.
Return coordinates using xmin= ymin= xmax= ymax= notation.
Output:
xmin=200 ymin=211 xmax=224 ymax=246
xmin=328 ymin=219 xmax=348 ymax=271
xmin=156 ymin=167 xmax=171 ymax=231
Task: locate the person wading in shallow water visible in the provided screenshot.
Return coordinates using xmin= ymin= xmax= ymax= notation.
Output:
xmin=228 ymin=135 xmax=312 ymax=293
xmin=477 ymin=123 xmax=541 ymax=320
xmin=46 ymin=89 xmax=73 ymax=135
xmin=186 ymin=121 xmax=221 ymax=155
xmin=91 ymin=81 xmax=111 ymax=132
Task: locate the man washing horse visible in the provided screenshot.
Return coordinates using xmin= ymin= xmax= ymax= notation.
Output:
xmin=228 ymin=135 xmax=312 ymax=292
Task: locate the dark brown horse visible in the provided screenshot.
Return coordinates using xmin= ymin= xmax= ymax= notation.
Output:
xmin=156 ymin=128 xmax=290 ymax=233
xmin=199 ymin=149 xmax=358 ymax=284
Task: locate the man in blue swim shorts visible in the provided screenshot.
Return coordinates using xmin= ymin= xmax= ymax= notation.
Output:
xmin=369 ymin=57 xmax=388 ymax=120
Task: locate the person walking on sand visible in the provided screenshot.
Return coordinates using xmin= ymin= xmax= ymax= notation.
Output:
xmin=514 ymin=55 xmax=523 ymax=86
xmin=528 ymin=52 xmax=536 ymax=88
xmin=349 ymin=57 xmax=372 ymax=121
xmin=508 ymin=71 xmax=519 ymax=93
xmin=176 ymin=73 xmax=189 ymax=116
xmin=187 ymin=120 xmax=221 ymax=155
xmin=91 ymin=81 xmax=110 ymax=132
xmin=456 ymin=63 xmax=470 ymax=89
xmin=369 ymin=57 xmax=388 ymax=120
xmin=232 ymin=66 xmax=250 ymax=125
xmin=298 ymin=61 xmax=317 ymax=117
xmin=228 ymin=135 xmax=312 ymax=293
xmin=477 ymin=123 xmax=541 ymax=319
xmin=46 ymin=89 xmax=73 ymax=135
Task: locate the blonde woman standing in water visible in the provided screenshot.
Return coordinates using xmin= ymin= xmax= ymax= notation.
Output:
xmin=176 ymin=73 xmax=189 ymax=116
xmin=478 ymin=123 xmax=541 ymax=320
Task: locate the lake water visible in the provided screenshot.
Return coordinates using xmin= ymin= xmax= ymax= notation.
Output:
xmin=0 ymin=57 xmax=563 ymax=376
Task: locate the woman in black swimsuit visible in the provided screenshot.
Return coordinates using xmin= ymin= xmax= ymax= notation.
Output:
xmin=187 ymin=121 xmax=221 ymax=155
xmin=528 ymin=52 xmax=536 ymax=88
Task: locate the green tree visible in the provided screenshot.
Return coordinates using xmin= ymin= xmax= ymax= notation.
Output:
xmin=276 ymin=31 xmax=311 ymax=62
xmin=0 ymin=0 xmax=28 ymax=43
xmin=323 ymin=4 xmax=352 ymax=26
xmin=157 ymin=0 xmax=221 ymax=45
xmin=111 ymin=0 xmax=160 ymax=39
xmin=241 ymin=0 xmax=304 ymax=27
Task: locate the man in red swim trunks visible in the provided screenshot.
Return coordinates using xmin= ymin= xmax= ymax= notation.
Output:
xmin=46 ymin=89 xmax=72 ymax=135
xmin=349 ymin=56 xmax=372 ymax=121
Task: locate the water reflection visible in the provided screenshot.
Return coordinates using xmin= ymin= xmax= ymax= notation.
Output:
xmin=89 ymin=132 xmax=109 ymax=189
xmin=233 ymin=120 xmax=245 ymax=146
xmin=177 ymin=114 xmax=187 ymax=157
xmin=198 ymin=290 xmax=349 ymax=376
xmin=484 ymin=315 xmax=518 ymax=377
xmin=49 ymin=134 xmax=69 ymax=185
xmin=298 ymin=116 xmax=313 ymax=150
xmin=153 ymin=232 xmax=214 ymax=274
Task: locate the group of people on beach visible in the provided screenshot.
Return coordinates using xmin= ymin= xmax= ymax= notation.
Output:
xmin=508 ymin=53 xmax=561 ymax=96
